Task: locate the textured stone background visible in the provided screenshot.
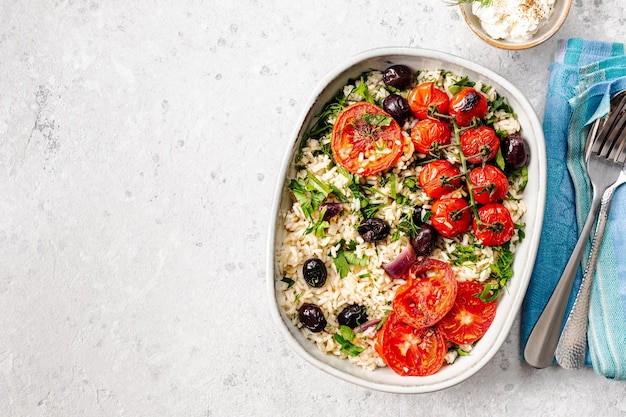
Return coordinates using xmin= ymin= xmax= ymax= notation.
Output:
xmin=1 ymin=1 xmax=625 ymax=416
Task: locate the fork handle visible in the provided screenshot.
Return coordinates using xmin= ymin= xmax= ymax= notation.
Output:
xmin=555 ymin=186 xmax=615 ymax=369
xmin=524 ymin=189 xmax=604 ymax=368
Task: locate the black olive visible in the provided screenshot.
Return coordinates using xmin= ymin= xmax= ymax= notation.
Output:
xmin=320 ymin=202 xmax=342 ymax=221
xmin=412 ymin=206 xmax=424 ymax=225
xmin=410 ymin=223 xmax=438 ymax=257
xmin=337 ymin=304 xmax=368 ymax=329
xmin=382 ymin=64 xmax=413 ymax=89
xmin=298 ymin=303 xmax=327 ymax=333
xmin=502 ymin=133 xmax=529 ymax=169
xmin=302 ymin=258 xmax=327 ymax=287
xmin=358 ymin=218 xmax=391 ymax=242
xmin=383 ymin=94 xmax=412 ymax=124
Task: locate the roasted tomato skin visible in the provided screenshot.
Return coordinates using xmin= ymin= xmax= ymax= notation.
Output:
xmin=375 ymin=312 xmax=447 ymax=377
xmin=448 ymin=87 xmax=489 ymax=127
xmin=418 ymin=160 xmax=462 ymax=199
xmin=430 ymin=198 xmax=472 ymax=238
xmin=460 ymin=126 xmax=500 ymax=165
xmin=392 ymin=258 xmax=458 ymax=329
xmin=408 ymin=82 xmax=450 ymax=120
xmin=437 ymin=281 xmax=497 ymax=345
xmin=331 ymin=102 xmax=404 ymax=176
xmin=411 ymin=118 xmax=452 ymax=155
xmin=472 ymin=203 xmax=515 ymax=246
xmin=468 ymin=164 xmax=509 ymax=204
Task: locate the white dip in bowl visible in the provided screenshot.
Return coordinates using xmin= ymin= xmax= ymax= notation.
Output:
xmin=472 ymin=0 xmax=556 ymax=42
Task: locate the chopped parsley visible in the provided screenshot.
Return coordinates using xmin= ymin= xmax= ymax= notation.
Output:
xmin=281 ymin=276 xmax=295 ymax=288
xmin=334 ymin=325 xmax=365 ymax=356
xmin=479 ymin=243 xmax=514 ymax=301
xmin=351 ymin=74 xmax=376 ymax=104
xmin=448 ymin=75 xmax=476 ymax=95
xmin=451 ymin=244 xmax=479 ymax=265
xmin=362 ymin=113 xmax=392 ymax=128
xmin=330 ymin=240 xmax=368 ymax=279
xmin=288 ymin=171 xmax=346 ymax=236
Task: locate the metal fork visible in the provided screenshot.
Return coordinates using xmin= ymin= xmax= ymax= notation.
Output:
xmin=556 ymin=92 xmax=626 ymax=369
xmin=524 ymin=94 xmax=626 ymax=369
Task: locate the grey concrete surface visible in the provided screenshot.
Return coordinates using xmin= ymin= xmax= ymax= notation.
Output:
xmin=1 ymin=1 xmax=625 ymax=416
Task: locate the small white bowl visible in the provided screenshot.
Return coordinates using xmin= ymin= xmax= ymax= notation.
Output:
xmin=267 ymin=47 xmax=547 ymax=393
xmin=459 ymin=0 xmax=572 ymax=50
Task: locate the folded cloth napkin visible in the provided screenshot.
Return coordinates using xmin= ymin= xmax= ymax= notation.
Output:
xmin=521 ymin=38 xmax=626 ymax=379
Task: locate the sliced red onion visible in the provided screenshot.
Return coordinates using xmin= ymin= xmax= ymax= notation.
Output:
xmin=382 ymin=244 xmax=417 ymax=279
xmin=356 ymin=318 xmax=382 ymax=334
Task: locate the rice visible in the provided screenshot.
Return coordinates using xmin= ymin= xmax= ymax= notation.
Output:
xmin=276 ymin=68 xmax=528 ymax=372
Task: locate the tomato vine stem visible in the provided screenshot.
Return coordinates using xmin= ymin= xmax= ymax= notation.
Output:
xmin=452 ymin=120 xmax=483 ymax=227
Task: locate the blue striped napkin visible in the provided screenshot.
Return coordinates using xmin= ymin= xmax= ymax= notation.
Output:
xmin=521 ymin=38 xmax=626 ymax=379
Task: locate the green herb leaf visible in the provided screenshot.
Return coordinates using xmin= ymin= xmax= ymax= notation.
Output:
xmin=403 ymin=176 xmax=420 ymax=191
xmin=451 ymin=243 xmax=479 ymax=265
xmin=334 ymin=325 xmax=365 ymax=356
xmin=363 ymin=113 xmax=392 ymax=127
xmin=288 ymin=179 xmax=314 ymax=218
xmin=361 ymin=203 xmax=384 ymax=219
xmin=332 ymin=251 xmax=350 ymax=279
xmin=288 ymin=171 xmax=334 ymax=222
xmin=338 ymin=325 xmax=355 ymax=341
xmin=444 ymin=0 xmax=493 ymax=7
xmin=351 ymin=75 xmax=375 ymax=104
xmin=344 ymin=251 xmax=368 ymax=266
xmin=456 ymin=346 xmax=471 ymax=356
xmin=330 ymin=240 xmax=368 ymax=278
xmin=281 ymin=276 xmax=295 ymax=288
xmin=375 ymin=311 xmax=391 ymax=331
xmin=389 ymin=173 xmax=397 ymax=200
xmin=495 ymin=147 xmax=506 ymax=170
xmin=448 ymin=75 xmax=476 ymax=95
xmin=397 ymin=210 xmax=421 ymax=239
xmin=490 ymin=244 xmax=514 ymax=291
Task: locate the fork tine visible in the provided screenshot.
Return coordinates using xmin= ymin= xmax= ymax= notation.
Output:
xmin=604 ymin=122 xmax=626 ymax=159
xmin=613 ymin=130 xmax=626 ymax=164
xmin=592 ymin=94 xmax=626 ymax=156
xmin=608 ymin=129 xmax=626 ymax=160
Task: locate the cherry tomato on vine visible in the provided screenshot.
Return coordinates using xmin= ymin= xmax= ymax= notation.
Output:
xmin=392 ymin=258 xmax=458 ymax=329
xmin=408 ymin=82 xmax=450 ymax=120
xmin=430 ymin=198 xmax=472 ymax=238
xmin=468 ymin=164 xmax=509 ymax=204
xmin=375 ymin=312 xmax=447 ymax=376
xmin=410 ymin=118 xmax=452 ymax=155
xmin=473 ymin=203 xmax=515 ymax=246
xmin=418 ymin=160 xmax=463 ymax=199
xmin=460 ymin=126 xmax=500 ymax=164
xmin=448 ymin=87 xmax=489 ymax=127
xmin=331 ymin=102 xmax=404 ymax=176
xmin=437 ymin=281 xmax=497 ymax=345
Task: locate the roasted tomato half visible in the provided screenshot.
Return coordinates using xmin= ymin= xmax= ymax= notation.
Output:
xmin=472 ymin=203 xmax=515 ymax=246
xmin=376 ymin=313 xmax=447 ymax=376
xmin=430 ymin=197 xmax=472 ymax=238
xmin=331 ymin=102 xmax=404 ymax=176
xmin=408 ymin=82 xmax=450 ymax=120
xmin=448 ymin=87 xmax=489 ymax=127
xmin=460 ymin=126 xmax=500 ymax=165
xmin=468 ymin=164 xmax=509 ymax=204
xmin=410 ymin=118 xmax=452 ymax=156
xmin=437 ymin=281 xmax=497 ymax=345
xmin=418 ymin=160 xmax=463 ymax=199
xmin=392 ymin=258 xmax=458 ymax=329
